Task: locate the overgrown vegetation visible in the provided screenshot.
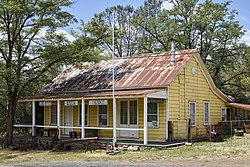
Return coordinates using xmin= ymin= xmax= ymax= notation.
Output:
xmin=0 ymin=137 xmax=249 ymax=165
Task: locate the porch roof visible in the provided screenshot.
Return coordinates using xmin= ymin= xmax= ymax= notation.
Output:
xmin=19 ymin=88 xmax=166 ymax=101
xmin=228 ymin=103 xmax=250 ymax=111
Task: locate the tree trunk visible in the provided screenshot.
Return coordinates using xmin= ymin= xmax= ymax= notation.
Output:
xmin=5 ymin=95 xmax=17 ymax=147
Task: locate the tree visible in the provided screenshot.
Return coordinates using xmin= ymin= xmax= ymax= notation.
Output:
xmin=167 ymin=0 xmax=246 ymax=97
xmin=0 ymin=0 xmax=77 ymax=147
xmin=82 ymin=5 xmax=136 ymax=57
xmin=81 ymin=0 xmax=248 ymax=102
xmin=220 ymin=46 xmax=250 ymax=103
xmin=132 ymin=0 xmax=174 ymax=53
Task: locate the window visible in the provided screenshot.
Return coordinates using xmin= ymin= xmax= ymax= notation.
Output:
xmin=50 ymin=104 xmax=57 ymax=124
xmin=130 ymin=101 xmax=137 ymax=124
xmin=120 ymin=100 xmax=137 ymax=125
xmin=204 ymin=102 xmax=210 ymax=125
xmin=120 ymin=101 xmax=128 ymax=124
xmin=189 ymin=102 xmax=196 ymax=126
xmin=98 ymin=105 xmax=108 ymax=126
xmin=221 ymin=108 xmax=227 ymax=121
xmin=147 ymin=102 xmax=158 ymax=128
xmin=79 ymin=104 xmax=88 ymax=126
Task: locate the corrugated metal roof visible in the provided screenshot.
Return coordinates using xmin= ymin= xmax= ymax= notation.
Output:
xmin=228 ymin=103 xmax=250 ymax=110
xmin=43 ymin=49 xmax=196 ymax=93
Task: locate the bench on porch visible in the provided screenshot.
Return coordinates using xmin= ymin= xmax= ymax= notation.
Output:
xmin=234 ymin=126 xmax=244 ymax=136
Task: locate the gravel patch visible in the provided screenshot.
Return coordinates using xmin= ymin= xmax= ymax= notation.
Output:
xmin=1 ymin=153 xmax=249 ymax=167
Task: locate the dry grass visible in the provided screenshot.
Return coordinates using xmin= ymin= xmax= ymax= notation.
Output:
xmin=0 ymin=135 xmax=250 ymax=165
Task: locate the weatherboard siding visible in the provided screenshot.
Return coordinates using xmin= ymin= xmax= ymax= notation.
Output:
xmin=138 ymin=98 xmax=166 ymax=141
xmin=169 ymin=56 xmax=226 ymax=140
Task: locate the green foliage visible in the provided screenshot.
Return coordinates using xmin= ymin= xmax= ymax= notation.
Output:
xmin=220 ymin=46 xmax=250 ymax=103
xmin=0 ymin=0 xmax=99 ymax=147
xmin=79 ymin=0 xmax=249 ymax=103
xmin=79 ymin=5 xmax=136 ymax=57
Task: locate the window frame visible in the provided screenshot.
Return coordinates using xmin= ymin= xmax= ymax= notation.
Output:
xmin=119 ymin=100 xmax=138 ymax=126
xmin=98 ymin=105 xmax=108 ymax=127
xmin=204 ymin=102 xmax=210 ymax=125
xmin=221 ymin=107 xmax=227 ymax=122
xmin=147 ymin=102 xmax=159 ymax=128
xmin=189 ymin=102 xmax=196 ymax=127
xmin=79 ymin=104 xmax=88 ymax=127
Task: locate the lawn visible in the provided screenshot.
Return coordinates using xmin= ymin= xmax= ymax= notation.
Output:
xmin=0 ymin=136 xmax=249 ymax=165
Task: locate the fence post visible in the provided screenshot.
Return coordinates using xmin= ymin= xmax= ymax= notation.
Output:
xmin=187 ymin=118 xmax=191 ymax=143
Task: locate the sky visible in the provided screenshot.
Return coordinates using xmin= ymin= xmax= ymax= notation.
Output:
xmin=62 ymin=0 xmax=250 ymax=44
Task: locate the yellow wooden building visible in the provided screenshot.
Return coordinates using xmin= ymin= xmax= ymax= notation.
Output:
xmin=16 ymin=49 xmax=250 ymax=145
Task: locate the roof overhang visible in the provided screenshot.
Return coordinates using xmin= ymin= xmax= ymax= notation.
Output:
xmin=18 ymin=88 xmax=167 ymax=102
xmin=227 ymin=103 xmax=250 ymax=111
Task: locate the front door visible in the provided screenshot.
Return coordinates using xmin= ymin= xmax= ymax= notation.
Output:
xmin=64 ymin=106 xmax=73 ymax=134
xmin=119 ymin=100 xmax=138 ymax=138
xmin=35 ymin=102 xmax=44 ymax=135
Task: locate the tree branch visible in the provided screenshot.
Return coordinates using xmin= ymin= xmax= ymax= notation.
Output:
xmin=221 ymin=71 xmax=248 ymax=85
xmin=18 ymin=60 xmax=58 ymax=96
xmin=0 ymin=102 xmax=8 ymax=113
xmin=135 ymin=21 xmax=167 ymax=50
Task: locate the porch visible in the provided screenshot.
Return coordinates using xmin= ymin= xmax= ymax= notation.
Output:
xmin=15 ymin=89 xmax=172 ymax=146
xmin=224 ymin=103 xmax=250 ymax=134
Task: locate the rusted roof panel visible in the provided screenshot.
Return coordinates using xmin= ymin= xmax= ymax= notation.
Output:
xmin=43 ymin=49 xmax=196 ymax=93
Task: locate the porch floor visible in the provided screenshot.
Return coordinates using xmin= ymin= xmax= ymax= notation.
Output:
xmin=98 ymin=138 xmax=186 ymax=147
xmin=59 ymin=135 xmax=185 ymax=147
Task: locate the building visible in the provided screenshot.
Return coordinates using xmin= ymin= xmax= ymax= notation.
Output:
xmin=16 ymin=49 xmax=250 ymax=145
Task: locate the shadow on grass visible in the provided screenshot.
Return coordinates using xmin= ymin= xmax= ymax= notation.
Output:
xmin=0 ymin=150 xmax=29 ymax=161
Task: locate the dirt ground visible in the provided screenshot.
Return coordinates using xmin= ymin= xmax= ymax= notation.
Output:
xmin=1 ymin=135 xmax=250 ymax=167
xmin=0 ymin=152 xmax=249 ymax=167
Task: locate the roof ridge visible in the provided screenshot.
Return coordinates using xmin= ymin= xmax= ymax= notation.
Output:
xmin=104 ymin=49 xmax=197 ymax=60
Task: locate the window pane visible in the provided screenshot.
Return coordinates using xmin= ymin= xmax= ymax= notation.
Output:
xmin=99 ymin=115 xmax=107 ymax=126
xmin=99 ymin=105 xmax=107 ymax=126
xmin=221 ymin=108 xmax=226 ymax=121
xmin=99 ymin=105 xmax=107 ymax=114
xmin=147 ymin=102 xmax=158 ymax=127
xmin=204 ymin=103 xmax=209 ymax=124
xmin=85 ymin=112 xmax=88 ymax=126
xmin=148 ymin=103 xmax=157 ymax=114
xmin=120 ymin=101 xmax=128 ymax=124
xmin=148 ymin=115 xmax=157 ymax=122
xmin=190 ymin=103 xmax=196 ymax=126
xmin=130 ymin=101 xmax=137 ymax=124
xmin=51 ymin=104 xmax=57 ymax=124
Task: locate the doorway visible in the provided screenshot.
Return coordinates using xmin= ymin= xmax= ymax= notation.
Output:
xmin=64 ymin=106 xmax=73 ymax=135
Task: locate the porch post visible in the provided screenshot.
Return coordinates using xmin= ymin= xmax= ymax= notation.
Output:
xmin=144 ymin=96 xmax=148 ymax=145
xmin=57 ymin=100 xmax=60 ymax=139
xmin=32 ymin=101 xmax=35 ymax=136
xmin=166 ymin=96 xmax=169 ymax=141
xmin=113 ymin=97 xmax=117 ymax=146
xmin=81 ymin=98 xmax=85 ymax=139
